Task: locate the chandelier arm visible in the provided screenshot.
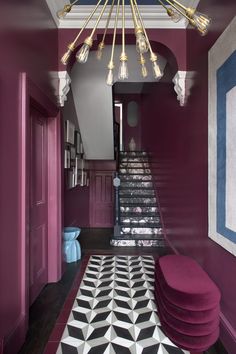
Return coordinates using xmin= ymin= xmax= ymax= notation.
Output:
xmin=72 ymin=0 xmax=103 ymax=45
xmin=122 ymin=0 xmax=125 ymax=54
xmin=101 ymin=0 xmax=116 ymax=43
xmin=71 ymin=0 xmax=79 ymax=6
xmin=129 ymin=0 xmax=140 ymax=29
xmin=158 ymin=0 xmax=168 ymax=11
xmin=164 ymin=0 xmax=191 ymax=20
xmin=110 ymin=0 xmax=121 ymax=65
xmin=90 ymin=0 xmax=110 ymax=39
xmin=171 ymin=0 xmax=187 ymax=12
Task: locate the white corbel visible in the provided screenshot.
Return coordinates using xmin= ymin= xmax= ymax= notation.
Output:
xmin=50 ymin=71 xmax=71 ymax=107
xmin=173 ymin=71 xmax=196 ymax=107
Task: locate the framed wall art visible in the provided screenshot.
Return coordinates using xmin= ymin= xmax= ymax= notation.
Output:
xmin=208 ymin=16 xmax=236 ymax=256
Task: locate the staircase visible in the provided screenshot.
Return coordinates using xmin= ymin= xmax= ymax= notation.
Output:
xmin=111 ymin=151 xmax=166 ymax=247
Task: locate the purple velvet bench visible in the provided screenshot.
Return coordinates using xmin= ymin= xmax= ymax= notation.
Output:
xmin=154 ymin=255 xmax=221 ymax=353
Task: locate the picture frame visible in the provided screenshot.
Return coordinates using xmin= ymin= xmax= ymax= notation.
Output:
xmin=208 ymin=16 xmax=236 ymax=256
xmin=75 ymin=131 xmax=81 ymax=154
xmin=64 ymin=149 xmax=70 ymax=169
xmin=70 ymin=146 xmax=76 ymax=160
xmin=65 ymin=120 xmax=75 ymax=145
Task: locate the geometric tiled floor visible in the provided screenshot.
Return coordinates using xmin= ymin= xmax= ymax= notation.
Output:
xmin=56 ymin=255 xmax=190 ymax=354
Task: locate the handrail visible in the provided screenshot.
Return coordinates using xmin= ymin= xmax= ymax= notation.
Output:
xmin=113 ymin=171 xmax=121 ymax=237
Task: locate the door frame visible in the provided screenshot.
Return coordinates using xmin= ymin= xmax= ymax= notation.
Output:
xmin=18 ymin=73 xmax=62 ymax=345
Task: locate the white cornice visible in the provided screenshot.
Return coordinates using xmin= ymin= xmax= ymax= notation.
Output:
xmin=45 ymin=1 xmax=200 ymax=29
xmin=50 ymin=71 xmax=71 ymax=107
xmin=173 ymin=71 xmax=196 ymax=106
xmin=59 ymin=5 xmax=188 ymax=29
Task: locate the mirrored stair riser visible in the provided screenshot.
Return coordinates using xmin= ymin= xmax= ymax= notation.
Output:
xmin=121 ymin=181 xmax=154 ymax=188
xmin=120 ymin=162 xmax=150 ymax=168
xmin=120 ymin=206 xmax=159 ymax=213
xmin=121 ymin=227 xmax=163 ymax=235
xmin=120 ymin=216 xmax=161 ymax=224
xmin=120 ymin=151 xmax=147 ymax=156
xmin=121 ymin=157 xmax=149 ymax=162
xmin=120 ymin=189 xmax=155 ymax=196
xmin=120 ymin=197 xmax=157 ymax=204
xmin=120 ymin=174 xmax=153 ymax=181
xmin=120 ymin=168 xmax=151 ymax=174
xmin=110 ymin=239 xmax=166 ymax=247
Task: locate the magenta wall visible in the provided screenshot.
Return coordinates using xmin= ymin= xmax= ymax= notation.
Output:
xmin=141 ymin=5 xmax=236 ymax=353
xmin=0 ymin=1 xmax=58 ymax=353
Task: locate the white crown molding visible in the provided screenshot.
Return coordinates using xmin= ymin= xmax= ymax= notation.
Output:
xmin=59 ymin=5 xmax=188 ymax=29
xmin=50 ymin=71 xmax=71 ymax=107
xmin=172 ymin=70 xmax=196 ymax=106
xmin=45 ymin=0 xmax=200 ymax=29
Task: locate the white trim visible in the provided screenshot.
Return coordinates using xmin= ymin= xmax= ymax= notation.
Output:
xmin=172 ymin=70 xmax=196 ymax=106
xmin=59 ymin=5 xmax=188 ymax=29
xmin=50 ymin=71 xmax=71 ymax=107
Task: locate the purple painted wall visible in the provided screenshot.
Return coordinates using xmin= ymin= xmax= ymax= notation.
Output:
xmin=141 ymin=4 xmax=236 ymax=353
xmin=0 ymin=1 xmax=58 ymax=353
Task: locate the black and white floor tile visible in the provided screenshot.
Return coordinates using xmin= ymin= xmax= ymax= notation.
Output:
xmin=56 ymin=256 xmax=189 ymax=354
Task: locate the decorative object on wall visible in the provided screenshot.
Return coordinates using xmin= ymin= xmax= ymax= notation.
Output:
xmin=172 ymin=71 xmax=196 ymax=106
xmin=58 ymin=0 xmax=211 ymax=84
xmin=208 ymin=16 xmax=236 ymax=257
xmin=65 ymin=120 xmax=75 ymax=144
xmin=127 ymin=101 xmax=139 ymax=127
xmin=64 ymin=149 xmax=71 ymax=168
xmin=129 ymin=137 xmax=136 ymax=151
xmin=50 ymin=71 xmax=71 ymax=106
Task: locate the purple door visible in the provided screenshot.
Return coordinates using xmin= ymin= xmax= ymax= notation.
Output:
xmin=90 ymin=171 xmax=114 ymax=227
xmin=29 ymin=106 xmax=48 ymax=305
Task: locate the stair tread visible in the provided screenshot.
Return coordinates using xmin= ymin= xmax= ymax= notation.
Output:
xmin=120 ymin=212 xmax=160 ymax=217
xmin=114 ymin=234 xmax=165 ymax=240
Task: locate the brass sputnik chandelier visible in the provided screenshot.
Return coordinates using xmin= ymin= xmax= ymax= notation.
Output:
xmin=58 ymin=0 xmax=211 ymax=85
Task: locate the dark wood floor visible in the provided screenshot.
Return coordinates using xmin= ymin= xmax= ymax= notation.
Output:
xmin=18 ymin=228 xmax=227 ymax=354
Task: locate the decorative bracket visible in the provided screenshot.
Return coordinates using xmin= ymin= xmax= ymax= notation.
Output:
xmin=173 ymin=71 xmax=196 ymax=107
xmin=50 ymin=71 xmax=71 ymax=107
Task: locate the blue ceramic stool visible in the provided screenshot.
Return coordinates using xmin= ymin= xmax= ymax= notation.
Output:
xmin=63 ymin=227 xmax=81 ymax=263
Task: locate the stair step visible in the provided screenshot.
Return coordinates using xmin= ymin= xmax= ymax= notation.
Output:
xmin=110 ymin=238 xmax=166 ymax=247
xmin=121 ymin=227 xmax=163 ymax=235
xmin=120 ymin=197 xmax=157 ymax=204
xmin=120 ymin=211 xmax=160 ymax=217
xmin=120 ymin=169 xmax=151 ymax=174
xmin=120 ymin=175 xmax=153 ymax=181
xmin=120 ymin=206 xmax=159 ymax=213
xmin=120 ymin=190 xmax=155 ymax=197
xmin=120 ymin=216 xmax=160 ymax=224
xmin=120 ymin=151 xmax=148 ymax=156
xmin=120 ymin=157 xmax=149 ymax=162
xmin=121 ymin=181 xmax=154 ymax=188
xmin=120 ymin=162 xmax=150 ymax=168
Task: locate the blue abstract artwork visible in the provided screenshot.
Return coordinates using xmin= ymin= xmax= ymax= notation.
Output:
xmin=216 ymin=50 xmax=236 ymax=244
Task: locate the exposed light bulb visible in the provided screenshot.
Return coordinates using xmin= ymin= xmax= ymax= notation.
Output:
xmin=76 ymin=43 xmax=91 ymax=64
xmin=106 ymin=69 xmax=114 ymax=86
xmin=152 ymin=60 xmax=163 ymax=80
xmin=141 ymin=63 xmax=148 ymax=78
xmin=136 ymin=31 xmax=148 ymax=54
xmin=56 ymin=4 xmax=72 ymax=19
xmin=167 ymin=8 xmax=182 ymax=23
xmin=61 ymin=50 xmax=71 ymax=65
xmin=118 ymin=61 xmax=129 ymax=80
xmin=96 ymin=42 xmax=105 ymax=60
xmin=61 ymin=43 xmax=75 ymax=65
xmin=193 ymin=12 xmax=211 ymax=36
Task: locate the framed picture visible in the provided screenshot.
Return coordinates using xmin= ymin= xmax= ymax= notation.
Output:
xmin=208 ymin=16 xmax=236 ymax=256
xmin=70 ymin=146 xmax=76 ymax=160
xmin=64 ymin=149 xmax=70 ymax=169
xmin=75 ymin=131 xmax=81 ymax=154
xmin=65 ymin=120 xmax=75 ymax=145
